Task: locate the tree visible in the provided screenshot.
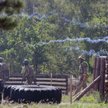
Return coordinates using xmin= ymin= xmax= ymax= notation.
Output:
xmin=0 ymin=0 xmax=24 ymax=30
xmin=1 ymin=0 xmax=108 ymax=75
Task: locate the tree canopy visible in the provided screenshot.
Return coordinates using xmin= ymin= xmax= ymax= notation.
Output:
xmin=0 ymin=0 xmax=108 ymax=75
xmin=0 ymin=0 xmax=24 ymax=30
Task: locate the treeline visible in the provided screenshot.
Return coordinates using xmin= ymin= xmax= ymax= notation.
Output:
xmin=0 ymin=0 xmax=108 ymax=75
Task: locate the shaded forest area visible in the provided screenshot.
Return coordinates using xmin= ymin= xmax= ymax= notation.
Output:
xmin=0 ymin=0 xmax=108 ymax=76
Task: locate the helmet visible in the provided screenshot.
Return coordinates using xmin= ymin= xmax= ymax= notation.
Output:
xmin=23 ymin=59 xmax=29 ymax=65
xmin=0 ymin=57 xmax=4 ymax=62
xmin=78 ymin=55 xmax=85 ymax=60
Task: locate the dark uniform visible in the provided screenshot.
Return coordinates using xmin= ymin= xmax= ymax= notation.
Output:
xmin=21 ymin=59 xmax=35 ymax=85
xmin=0 ymin=57 xmax=9 ymax=100
xmin=0 ymin=57 xmax=9 ymax=82
xmin=74 ymin=55 xmax=89 ymax=94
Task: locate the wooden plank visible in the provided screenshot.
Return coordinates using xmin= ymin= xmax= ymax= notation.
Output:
xmin=9 ymin=77 xmax=67 ymax=80
xmin=9 ymin=77 xmax=67 ymax=82
xmin=5 ymin=82 xmax=67 ymax=89
xmin=8 ymin=79 xmax=66 ymax=83
xmin=8 ymin=77 xmax=67 ymax=83
xmin=73 ymin=76 xmax=101 ymax=102
xmin=6 ymin=79 xmax=67 ymax=84
xmin=9 ymin=74 xmax=68 ymax=78
xmin=37 ymin=81 xmax=66 ymax=85
xmin=5 ymin=82 xmax=23 ymax=85
xmin=36 ymin=78 xmax=67 ymax=81
xmin=8 ymin=80 xmax=67 ymax=85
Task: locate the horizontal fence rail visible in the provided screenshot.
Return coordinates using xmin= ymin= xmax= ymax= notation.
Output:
xmin=5 ymin=74 xmax=69 ymax=95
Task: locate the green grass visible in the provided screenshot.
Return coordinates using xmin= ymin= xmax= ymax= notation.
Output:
xmin=0 ymin=102 xmax=108 ymax=108
xmin=0 ymin=92 xmax=108 ymax=108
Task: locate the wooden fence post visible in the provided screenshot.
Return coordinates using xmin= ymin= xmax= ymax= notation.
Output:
xmin=70 ymin=75 xmax=73 ymax=104
xmin=105 ymin=57 xmax=108 ymax=87
xmin=93 ymin=57 xmax=101 ymax=90
xmin=50 ymin=73 xmax=52 ymax=86
xmin=65 ymin=75 xmax=68 ymax=95
xmin=99 ymin=57 xmax=106 ymax=101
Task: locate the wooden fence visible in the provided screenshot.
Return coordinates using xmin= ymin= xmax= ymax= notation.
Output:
xmin=5 ymin=73 xmax=69 ymax=95
xmin=93 ymin=56 xmax=108 ymax=100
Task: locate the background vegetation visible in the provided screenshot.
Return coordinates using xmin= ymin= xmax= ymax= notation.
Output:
xmin=0 ymin=0 xmax=108 ymax=76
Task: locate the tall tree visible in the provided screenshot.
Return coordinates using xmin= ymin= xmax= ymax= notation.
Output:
xmin=0 ymin=0 xmax=24 ymax=30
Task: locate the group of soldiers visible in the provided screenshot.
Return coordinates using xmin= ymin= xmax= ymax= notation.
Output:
xmin=0 ymin=55 xmax=89 ymax=94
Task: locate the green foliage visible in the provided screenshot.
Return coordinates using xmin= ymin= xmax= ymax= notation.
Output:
xmin=0 ymin=0 xmax=24 ymax=30
xmin=0 ymin=0 xmax=24 ymax=13
xmin=0 ymin=0 xmax=108 ymax=75
xmin=0 ymin=16 xmax=18 ymax=30
xmin=80 ymin=91 xmax=100 ymax=103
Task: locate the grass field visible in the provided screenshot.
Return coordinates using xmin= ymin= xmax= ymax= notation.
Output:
xmin=0 ymin=92 xmax=108 ymax=108
xmin=0 ymin=103 xmax=108 ymax=108
xmin=0 ymin=101 xmax=108 ymax=108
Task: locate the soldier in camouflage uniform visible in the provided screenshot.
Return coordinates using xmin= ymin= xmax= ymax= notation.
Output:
xmin=21 ymin=59 xmax=35 ymax=85
xmin=0 ymin=57 xmax=9 ymax=82
xmin=0 ymin=57 xmax=9 ymax=100
xmin=74 ymin=55 xmax=89 ymax=94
